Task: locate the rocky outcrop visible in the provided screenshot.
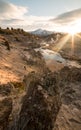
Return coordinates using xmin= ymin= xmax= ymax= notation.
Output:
xmin=0 ymin=98 xmax=12 ymax=130
xmin=13 ymin=72 xmax=61 ymax=130
xmin=54 ymin=66 xmax=81 ymax=130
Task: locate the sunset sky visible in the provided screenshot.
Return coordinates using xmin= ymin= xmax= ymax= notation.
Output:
xmin=1 ymin=0 xmax=81 ymax=32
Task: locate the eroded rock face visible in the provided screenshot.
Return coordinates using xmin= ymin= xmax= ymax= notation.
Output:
xmin=54 ymin=66 xmax=81 ymax=130
xmin=0 ymin=98 xmax=12 ymax=130
xmin=16 ymin=72 xmax=61 ymax=130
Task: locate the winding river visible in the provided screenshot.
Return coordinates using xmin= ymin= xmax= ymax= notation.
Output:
xmin=36 ymin=48 xmax=81 ymax=68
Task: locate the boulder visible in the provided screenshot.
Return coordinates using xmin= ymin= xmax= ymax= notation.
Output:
xmin=16 ymin=72 xmax=61 ymax=130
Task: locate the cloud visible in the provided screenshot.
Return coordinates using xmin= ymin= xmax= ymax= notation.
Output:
xmin=0 ymin=0 xmax=28 ymax=20
xmin=0 ymin=0 xmax=54 ymax=31
xmin=51 ymin=8 xmax=81 ymax=25
xmin=1 ymin=14 xmax=53 ymax=31
xmin=0 ymin=0 xmax=72 ymax=32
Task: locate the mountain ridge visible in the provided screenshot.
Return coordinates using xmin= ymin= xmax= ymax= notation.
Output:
xmin=30 ymin=28 xmax=54 ymax=36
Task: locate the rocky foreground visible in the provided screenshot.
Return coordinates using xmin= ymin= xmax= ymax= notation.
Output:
xmin=0 ymin=66 xmax=81 ymax=130
xmin=0 ymin=71 xmax=61 ymax=130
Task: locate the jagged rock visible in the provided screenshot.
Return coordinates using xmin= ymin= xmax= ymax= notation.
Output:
xmin=0 ymin=98 xmax=12 ymax=130
xmin=54 ymin=66 xmax=81 ymax=130
xmin=16 ymin=72 xmax=61 ymax=130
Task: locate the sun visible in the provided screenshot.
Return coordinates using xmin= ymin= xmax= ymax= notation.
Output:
xmin=67 ymin=26 xmax=79 ymax=36
xmin=67 ymin=19 xmax=81 ymax=35
xmin=68 ymin=30 xmax=76 ymax=35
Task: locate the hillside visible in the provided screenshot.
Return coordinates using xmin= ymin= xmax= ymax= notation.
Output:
xmin=0 ymin=28 xmax=81 ymax=130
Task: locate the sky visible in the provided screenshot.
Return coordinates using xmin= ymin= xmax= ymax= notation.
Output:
xmin=0 ymin=0 xmax=81 ymax=32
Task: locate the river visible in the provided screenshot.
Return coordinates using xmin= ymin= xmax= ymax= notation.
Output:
xmin=36 ymin=48 xmax=81 ymax=68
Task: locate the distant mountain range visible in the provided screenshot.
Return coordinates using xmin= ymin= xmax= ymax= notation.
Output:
xmin=30 ymin=29 xmax=53 ymax=36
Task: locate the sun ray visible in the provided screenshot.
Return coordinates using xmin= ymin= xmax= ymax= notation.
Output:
xmin=52 ymin=34 xmax=70 ymax=52
xmin=76 ymin=34 xmax=81 ymax=39
xmin=71 ymin=35 xmax=74 ymax=55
